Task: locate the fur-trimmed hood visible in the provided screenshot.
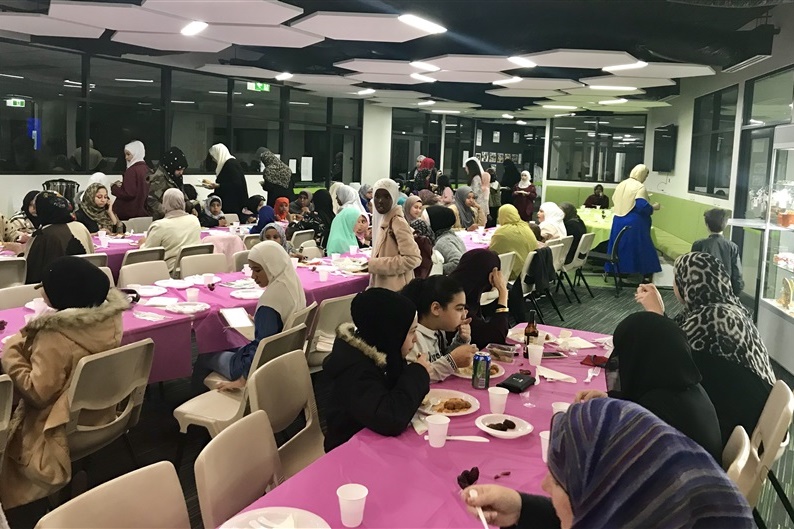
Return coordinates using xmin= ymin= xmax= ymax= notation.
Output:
xmin=323 ymin=322 xmax=388 ymax=380
xmin=334 ymin=323 xmax=386 ymax=367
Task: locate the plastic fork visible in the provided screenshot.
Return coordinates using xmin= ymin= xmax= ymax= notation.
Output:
xmin=584 ymin=366 xmax=601 ymax=383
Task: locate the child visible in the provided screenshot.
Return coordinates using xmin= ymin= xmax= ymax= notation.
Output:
xmin=691 ymin=208 xmax=744 ymax=295
xmin=201 ymin=194 xmax=227 ymax=227
xmin=401 ymin=276 xmax=478 ymax=382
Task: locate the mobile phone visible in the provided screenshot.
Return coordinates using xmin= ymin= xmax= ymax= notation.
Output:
xmin=543 ymin=351 xmax=567 ymax=359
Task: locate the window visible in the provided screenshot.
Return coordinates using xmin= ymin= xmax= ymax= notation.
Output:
xmin=332 ymin=98 xmax=361 ymax=128
xmin=232 ymin=81 xmax=280 ymax=167
xmin=745 ymin=68 xmax=794 ymax=127
xmin=288 ymin=90 xmax=327 ymax=123
xmin=689 ymin=85 xmax=738 ymax=196
xmin=284 ymin=122 xmax=329 ymax=184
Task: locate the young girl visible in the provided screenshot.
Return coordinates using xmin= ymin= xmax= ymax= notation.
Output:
xmin=401 ymin=276 xmax=478 ymax=382
xmin=260 ymin=222 xmax=296 ymax=255
xmin=326 ymin=207 xmax=368 ymax=255
xmin=201 ymin=195 xmax=227 ymax=228
xmin=274 ymin=197 xmax=290 ymax=222
xmin=249 ymin=205 xmax=276 ymax=235
xmin=242 ymin=195 xmax=265 ymax=224
xmin=427 ymin=205 xmax=466 ymax=274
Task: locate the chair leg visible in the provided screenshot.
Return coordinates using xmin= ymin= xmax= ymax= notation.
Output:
xmin=122 ymin=433 xmax=140 ymax=468
xmin=753 ymin=509 xmax=768 ymax=529
xmin=612 ymin=262 xmax=621 ymax=298
xmin=563 ymin=271 xmax=581 ymax=304
xmin=556 ymin=273 xmax=572 ymax=304
xmin=577 ymin=269 xmax=595 ymax=298
xmin=529 ymin=294 xmax=545 ymax=324
xmin=544 ymin=289 xmax=565 ymax=321
xmin=174 ymin=432 xmax=186 ymax=470
xmin=768 ymin=470 xmax=794 ymax=523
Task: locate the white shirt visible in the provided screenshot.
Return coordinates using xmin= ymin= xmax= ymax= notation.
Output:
xmin=406 ymin=323 xmax=468 ymax=382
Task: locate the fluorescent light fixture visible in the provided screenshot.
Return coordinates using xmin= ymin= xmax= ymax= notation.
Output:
xmin=556 ymin=126 xmax=576 ymax=130
xmin=115 ymin=78 xmax=154 ymax=83
xmin=554 ymin=112 xmax=576 ymax=117
xmin=63 ymin=84 xmax=81 ymax=89
xmin=410 ymin=72 xmax=437 ymax=83
xmin=401 ymin=131 xmax=406 ymax=135
xmin=181 ymin=21 xmax=208 ymax=36
xmin=723 ymin=54 xmax=771 ymax=74
xmin=208 ymin=91 xmax=241 ymax=95
xmin=493 ymin=77 xmax=522 ymax=86
xmin=603 ymin=61 xmax=647 ymax=72
xmin=599 ymin=133 xmax=611 ymax=136
xmin=357 ymin=88 xmax=376 ymax=95
xmin=575 ymin=129 xmax=590 ymax=133
xmin=589 ymin=85 xmax=637 ymax=91
xmin=542 ymin=105 xmax=577 ymax=110
xmin=410 ymin=61 xmax=440 ymax=72
xmin=137 ymin=102 xmax=152 ymax=106
xmin=598 ymin=98 xmax=628 ymax=105
xmin=398 ymin=14 xmax=446 ymax=34
xmin=417 ymin=100 xmax=436 ymax=106
xmin=502 ymin=113 xmax=514 ymax=119
xmin=64 ymin=79 xmax=81 ymax=85
xmin=245 ymin=103 xmax=254 ymax=107
xmin=633 ymin=125 xmax=646 ymax=129
xmin=624 ymin=134 xmax=632 ymax=137
xmin=508 ymin=56 xmax=536 ymax=68
xmin=430 ymin=119 xmax=439 ymax=123
xmin=171 ymin=100 xmax=195 ymax=104
xmin=288 ymin=101 xmax=310 ymax=105
xmin=0 ymin=73 xmax=24 ymax=79
xmin=275 ymin=72 xmax=293 ymax=81
xmin=584 ymin=120 xmax=610 ymax=124
xmin=432 ymin=109 xmax=461 ymax=114
xmin=516 ymin=120 xmax=527 ymax=125
xmin=749 ymin=119 xmax=765 ymax=125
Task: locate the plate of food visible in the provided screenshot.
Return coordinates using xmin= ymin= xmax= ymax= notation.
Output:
xmin=127 ymin=285 xmax=167 ymax=297
xmin=475 ymin=413 xmax=533 ymax=440
xmin=419 ymin=389 xmax=480 ymax=416
xmin=219 ymin=507 xmax=330 ymax=529
xmin=508 ymin=330 xmax=557 ymax=344
xmin=453 ymin=362 xmax=506 ymax=380
xmin=154 ymin=279 xmax=192 ymax=290
xmin=184 ymin=274 xmax=222 ymax=286
xmin=164 ymin=302 xmax=211 ymax=314
xmin=300 ymin=258 xmax=324 ymax=267
xmin=229 ymin=289 xmax=264 ymax=300
xmin=218 ymin=278 xmax=257 ymax=289
xmin=331 ymin=257 xmax=368 ymax=273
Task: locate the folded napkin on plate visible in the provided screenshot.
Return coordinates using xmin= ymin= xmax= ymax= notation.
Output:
xmin=144 ymin=297 xmax=180 ymax=307
xmin=132 ymin=311 xmax=169 ymax=322
xmin=536 ymin=365 xmax=577 ymax=383
xmin=580 ymin=354 xmax=609 ymax=368
xmin=411 ymin=414 xmax=428 ymax=435
xmin=558 ymin=337 xmax=597 ymax=349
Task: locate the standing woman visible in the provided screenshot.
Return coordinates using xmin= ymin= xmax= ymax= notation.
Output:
xmin=146 ymin=146 xmax=188 ymax=220
xmin=501 ymin=159 xmax=521 ymax=206
xmin=450 ymin=186 xmax=486 ymax=231
xmin=204 ymin=143 xmax=248 ymax=219
xmin=465 ymin=157 xmax=490 ymax=223
xmin=513 ymin=171 xmax=537 ymax=222
xmin=417 ymin=157 xmax=437 ymax=190
xmin=305 ymin=188 xmax=336 ymax=248
xmin=111 ymin=140 xmax=150 ymax=220
xmin=75 ymin=183 xmax=125 ymax=234
xmin=537 ymin=202 xmax=567 ymax=242
xmin=259 ymin=149 xmax=294 ymax=207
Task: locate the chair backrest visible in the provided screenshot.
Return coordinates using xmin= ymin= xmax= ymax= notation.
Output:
xmin=194 ymin=410 xmax=281 ymax=529
xmin=306 ymin=293 xmax=355 ymax=356
xmin=429 ymin=250 xmax=444 ymax=276
xmin=179 ymin=254 xmax=229 ymax=278
xmin=34 ymin=461 xmax=189 ymax=529
xmin=79 ymin=253 xmax=109 ymax=268
xmin=175 ymin=243 xmax=215 ymax=272
xmin=519 ymin=251 xmax=537 ymax=296
xmin=65 ymin=339 xmax=154 ymax=461
xmin=125 ymin=216 xmax=153 ymax=233
xmin=611 ymin=225 xmax=631 ymax=261
xmin=0 ymin=284 xmax=40 ymax=310
xmin=291 ymin=229 xmax=315 ymax=249
xmin=547 ymin=243 xmax=564 ymax=274
xmin=498 ymin=252 xmax=516 ymax=277
xmin=99 ymin=266 xmax=116 ymax=286
xmin=723 ymin=425 xmax=753 ymax=497
xmin=249 ymin=351 xmax=324 ymax=480
xmin=0 ymin=374 xmax=13 ymax=461
xmin=566 ymin=232 xmax=596 ymax=270
xmin=283 ymin=301 xmax=318 ymax=330
xmin=121 ymin=246 xmax=166 ymax=268
xmin=553 ymin=236 xmax=573 ymax=271
xmin=0 ymin=257 xmax=26 ymax=288
xmin=118 ymin=261 xmax=171 ymax=288
xmin=301 ymin=245 xmax=324 ymax=259
xmin=232 ymin=250 xmax=250 ymax=272
xmin=224 ymin=213 xmax=239 ymax=223
xmin=247 ymin=324 xmax=308 ymax=379
xmin=243 ymin=234 xmax=260 ymax=250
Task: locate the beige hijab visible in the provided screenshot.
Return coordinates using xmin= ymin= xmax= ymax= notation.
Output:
xmin=612 ymin=164 xmax=650 ymax=217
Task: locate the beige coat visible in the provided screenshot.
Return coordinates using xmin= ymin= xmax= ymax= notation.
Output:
xmin=449 ymin=204 xmax=487 ymax=230
xmin=368 ymin=207 xmax=421 ymax=291
xmin=141 ymin=213 xmax=201 ymax=273
xmin=0 ymin=289 xmax=128 ymax=508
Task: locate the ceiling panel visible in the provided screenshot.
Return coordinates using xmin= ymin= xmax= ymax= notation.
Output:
xmin=579 ymin=75 xmax=676 ymax=88
xmin=344 ymin=72 xmax=423 ymax=85
xmin=291 ymin=12 xmax=431 ymax=42
xmin=142 ymin=0 xmax=303 ymax=25
xmin=289 ymin=74 xmax=358 ymax=85
xmin=625 ymin=62 xmax=716 ymax=78
xmin=520 ymin=49 xmax=639 ymax=69
xmin=485 ymin=88 xmax=562 ymax=98
xmin=300 ymin=84 xmax=363 ymax=93
xmin=49 ymin=1 xmax=189 ymax=32
xmin=368 ymin=90 xmax=431 ymax=99
xmin=334 ymin=59 xmax=417 ymax=74
xmin=201 ymin=24 xmax=322 ymax=47
xmin=111 ymin=31 xmax=230 ymax=53
xmin=427 ymin=71 xmax=512 ymax=83
xmin=418 ymin=54 xmax=515 ymax=72
xmin=198 ymin=64 xmax=279 ymax=78
xmin=564 ymin=87 xmax=646 ymax=96
xmin=504 ymin=78 xmax=583 ymax=90
xmin=0 ymin=13 xmax=105 ymax=38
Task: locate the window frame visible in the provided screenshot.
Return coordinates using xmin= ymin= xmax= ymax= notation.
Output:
xmin=688 ymin=84 xmax=739 ymax=197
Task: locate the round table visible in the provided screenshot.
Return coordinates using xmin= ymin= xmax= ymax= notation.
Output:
xmin=578 ymin=208 xmax=613 ymax=248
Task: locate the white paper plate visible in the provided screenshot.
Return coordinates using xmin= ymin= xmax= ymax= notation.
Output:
xmin=104 ymin=238 xmax=134 ymax=244
xmin=23 ymin=300 xmax=48 ymax=311
xmin=129 ymin=285 xmax=167 ymax=297
xmin=475 ymin=414 xmax=534 ymax=440
xmin=164 ymin=302 xmax=211 ymax=314
xmin=154 ymin=279 xmax=192 ymax=289
xmin=219 ymin=507 xmax=330 ymax=529
xmin=184 ymin=274 xmax=222 ymax=286
xmin=453 ymin=362 xmax=506 ymax=380
xmin=229 ymin=289 xmax=264 ymax=300
xmin=218 ymin=278 xmax=258 ymax=289
xmin=419 ymin=388 xmax=480 ymax=416
xmin=508 ymin=330 xmax=557 ymax=344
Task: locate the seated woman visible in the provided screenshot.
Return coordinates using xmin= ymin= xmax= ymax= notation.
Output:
xmin=584 ymin=183 xmax=610 ymax=209
xmin=636 ymin=252 xmax=776 ymax=443
xmin=322 ymin=288 xmax=431 ymax=451
xmin=139 ymin=189 xmax=201 ymax=274
xmin=249 ymin=205 xmax=276 ymax=235
xmin=537 ymin=202 xmax=567 ymax=242
xmin=401 ymin=276 xmax=478 ymax=382
xmin=289 ymin=190 xmax=311 ymax=217
xmin=489 ymin=204 xmax=538 ymax=281
xmin=403 ymin=195 xmax=429 ymax=226
xmin=75 ymin=182 xmax=125 ymax=234
xmin=0 ymin=256 xmax=128 ymax=508
xmin=427 ymin=206 xmax=466 ymax=275
xmin=449 ymin=249 xmax=509 ymax=348
xmin=435 ymin=174 xmax=454 ymax=205
xmin=359 ymin=184 xmax=373 ymax=212
xmin=560 ymin=202 xmax=586 ymax=264
xmin=6 ymin=190 xmax=39 ymax=243
xmin=576 ymin=312 xmax=723 ymax=460
xmin=200 ymin=195 xmax=227 ymax=228
xmin=450 ymin=186 xmax=486 ymax=231
xmin=326 ymin=207 xmax=368 ymax=255
xmin=462 ymin=398 xmax=753 ymax=529
xmin=259 ymin=222 xmax=296 ymax=255
xmin=242 ymin=195 xmax=265 ymax=224
xmin=336 ymin=183 xmax=366 ymax=214
xmin=192 ymin=241 xmax=306 ymax=393
xmin=274 ymin=196 xmax=290 ymax=222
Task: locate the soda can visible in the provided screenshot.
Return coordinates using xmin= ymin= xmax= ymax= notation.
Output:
xmin=472 ymin=352 xmax=491 ymax=390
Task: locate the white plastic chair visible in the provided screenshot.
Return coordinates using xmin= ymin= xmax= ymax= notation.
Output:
xmin=304 ymin=293 xmax=355 ymax=372
xmin=120 ymin=247 xmax=165 ymax=268
xmin=174 ymin=243 xmax=215 ymax=277
xmin=79 ymin=253 xmax=108 ymax=268
xmin=291 ymin=229 xmax=315 ymax=249
xmin=224 ymin=213 xmax=240 ymax=224
xmin=194 ymin=410 xmax=281 ymax=529
xmin=117 ymin=261 xmax=170 ymax=288
xmin=561 ymin=232 xmax=596 ymax=301
xmin=0 ymin=257 xmax=26 ymax=288
xmin=249 ymin=351 xmax=325 ymax=480
xmin=179 ymin=254 xmax=229 ymax=278
xmin=283 ymin=301 xmax=318 ymax=331
xmin=35 ymin=461 xmax=189 ymax=529
xmin=301 ymin=245 xmax=323 ymax=259
xmin=553 ymin=235 xmax=574 ymax=272
xmin=0 ymin=374 xmax=13 ymax=462
xmin=429 ymin=250 xmax=444 ymax=276
xmin=232 ymin=250 xmax=250 ymax=272
xmin=243 ymin=234 xmax=260 ymax=250
xmin=498 ymin=252 xmax=516 ymax=279
xmin=98 ymin=266 xmax=115 ymax=287
xmin=125 ymin=217 xmax=153 ymax=234
xmin=0 ymin=284 xmax=40 ymax=310
xmin=723 ymin=425 xmax=752 ymax=496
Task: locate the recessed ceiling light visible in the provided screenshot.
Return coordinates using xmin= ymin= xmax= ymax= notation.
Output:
xmin=589 ymin=85 xmax=637 ymax=91
xmin=208 ymin=91 xmax=241 ymax=95
xmin=508 ymin=56 xmax=536 ymax=68
xmin=633 ymin=125 xmax=646 ymax=129
xmin=516 ymin=120 xmax=527 ymax=125
xmin=0 ymin=73 xmax=24 ymax=79
xmin=502 ymin=113 xmax=514 ymax=119
xmin=398 ymin=14 xmax=447 ymax=34
xmin=64 ymin=79 xmax=81 ymax=85
xmin=542 ymin=105 xmax=577 ymax=110
xmin=410 ymin=73 xmax=437 ymax=83
xmin=599 ymin=98 xmax=628 ymax=105
xmin=584 ymin=120 xmax=610 ymax=124
xmin=401 ymin=131 xmax=406 ymax=134
xmin=417 ymin=100 xmax=436 ymax=106
xmin=357 ymin=88 xmax=376 ymax=95
xmin=602 ymin=61 xmax=648 ymax=72
xmin=432 ymin=109 xmax=461 ymax=114
xmin=115 ymin=78 xmax=154 ymax=83
xmin=493 ymin=77 xmax=522 ymax=86
xmin=245 ymin=103 xmax=254 ymax=107
xmin=181 ymin=21 xmax=208 ymax=36
xmin=410 ymin=61 xmax=440 ymax=72
xmin=171 ymin=100 xmax=195 ymax=104
xmin=275 ymin=72 xmax=293 ymax=81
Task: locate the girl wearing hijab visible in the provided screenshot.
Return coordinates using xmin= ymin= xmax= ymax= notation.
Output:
xmin=259 ymin=222 xmax=296 ymax=255
xmin=199 ymin=195 xmax=227 ymax=228
xmin=111 ymin=140 xmax=150 ymax=220
xmin=7 ymin=190 xmax=39 ymax=241
xmin=501 ymin=159 xmax=521 ymax=205
xmin=513 ymin=171 xmax=537 ymax=222
xmin=560 ymin=202 xmax=586 ymax=264
xmin=465 ymin=157 xmax=491 ymax=221
xmin=489 ymin=204 xmax=538 ymax=281
xmin=402 ymin=195 xmax=429 ymax=226
xmin=427 ymin=205 xmax=465 ymax=275
xmin=274 ymin=196 xmax=290 ymax=222
xmin=139 ymin=189 xmax=201 ymax=273
xmin=146 ymin=146 xmax=188 ymax=220
xmin=636 ymin=252 xmax=776 ymax=443
xmin=249 ymin=205 xmax=276 ymax=235
xmin=204 ymin=144 xmax=248 ymax=219
xmin=369 ymin=178 xmax=422 ymax=291
xmin=335 ymin=184 xmax=366 ymax=214
xmin=75 ymin=183 xmax=124 ymax=234
xmin=417 ymin=157 xmax=437 ymax=190
xmin=584 ymin=183 xmax=610 ymax=209
xmin=326 ymin=207 xmax=366 ymax=255
xmin=359 ymin=184 xmax=373 ymax=211
xmin=450 ymin=186 xmax=487 ymax=231
xmin=449 ymin=249 xmax=509 ymax=348
xmin=322 ymin=288 xmax=431 ymax=451
xmin=462 ymin=399 xmax=754 ymax=529
xmin=242 ymin=195 xmax=265 ymax=224
xmin=192 ymin=241 xmax=307 ymax=393
xmin=259 ymin=149 xmax=294 ymax=207
xmin=537 ymin=202 xmax=567 ymax=241
xmin=298 ymin=188 xmax=335 ymax=248
xmin=290 ymin=190 xmax=312 ymax=216
xmin=328 ymin=182 xmax=342 ymax=214
xmin=436 ymin=174 xmax=454 ymax=205
xmin=607 ymin=164 xmax=662 ymax=277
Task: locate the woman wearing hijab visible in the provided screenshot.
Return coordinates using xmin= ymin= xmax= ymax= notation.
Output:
xmin=449 ymin=249 xmax=509 ymax=348
xmin=359 ymin=184 xmax=373 ymax=212
xmin=6 ymin=190 xmax=39 ymax=241
xmin=537 ymin=202 xmax=567 ymax=242
xmin=463 ymin=399 xmax=753 ymax=529
xmin=436 ymin=174 xmax=454 ymax=205
xmin=335 ymin=184 xmax=366 ymax=214
xmin=259 ymin=222 xmax=296 ymax=255
xmin=501 ymin=159 xmax=521 ymax=206
xmin=242 ymin=195 xmax=265 ymax=224
xmin=274 ymin=196 xmax=290 ymax=222
xmin=139 ymin=189 xmax=201 ymax=273
xmin=489 ymin=204 xmax=538 ymax=281
xmin=428 ymin=205 xmax=465 ymax=275
xmin=146 ymin=146 xmax=188 ymax=220
xmin=584 ymin=184 xmax=610 ymax=209
xmin=258 ymin=149 xmax=294 ymax=207
xmin=204 ymin=143 xmax=248 ymax=218
xmin=249 ymin=205 xmax=276 ymax=235
xmin=608 ymin=164 xmax=662 ymax=278
xmin=322 ymin=288 xmax=431 ymax=451
xmin=403 ymin=195 xmax=430 ymax=227
xmin=290 ymin=190 xmax=312 ymax=216
xmin=192 ymin=241 xmax=307 ymax=393
xmin=513 ymin=171 xmax=537 ymax=222
xmin=636 ymin=252 xmax=776 ymax=443
xmin=450 ymin=186 xmax=486 ymax=231
xmin=0 ymin=256 xmax=129 ymax=508
xmin=417 ymin=157 xmax=437 ymax=190
xmin=24 ymin=192 xmax=94 ymax=284
xmin=199 ymin=195 xmax=227 ymax=228
xmin=465 ymin=157 xmax=491 ymax=222
xmin=297 ymin=188 xmax=335 ymax=248
xmin=75 ymin=183 xmax=124 ymax=234
xmin=326 ymin=207 xmax=366 ymax=255
xmin=329 ymin=182 xmax=342 ymax=214
xmin=369 ymin=178 xmax=422 ymax=291
xmin=111 ymin=140 xmax=150 ymax=220
xmin=560 ymin=202 xmax=586 ymax=264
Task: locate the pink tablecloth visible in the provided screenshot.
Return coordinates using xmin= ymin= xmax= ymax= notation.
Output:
xmin=92 ymin=235 xmax=143 ymax=279
xmin=235 ymin=325 xmax=609 ymax=528
xmin=457 ymin=229 xmax=493 ymax=252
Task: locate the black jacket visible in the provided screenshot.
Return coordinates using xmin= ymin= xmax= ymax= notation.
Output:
xmin=563 ymin=218 xmax=587 ymax=264
xmin=525 ymin=245 xmax=555 ymax=292
xmin=215 ymin=158 xmax=248 ymax=218
xmin=322 ymin=323 xmax=430 ymax=452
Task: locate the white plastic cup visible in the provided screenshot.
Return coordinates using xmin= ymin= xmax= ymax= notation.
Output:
xmin=349 ymin=244 xmax=358 ymax=255
xmin=527 ymin=344 xmax=543 ymax=366
xmin=290 ymin=257 xmax=299 ymax=269
xmin=488 ymin=387 xmax=509 ymax=414
xmin=97 ymin=230 xmax=107 ymax=238
xmin=558 ymin=329 xmax=573 ymax=339
xmin=540 ymin=431 xmax=550 ymax=463
xmin=552 ymin=402 xmax=570 ymax=415
xmin=186 ymin=288 xmax=199 ymax=302
xmin=331 ymin=253 xmax=341 ymax=261
xmin=202 ymin=273 xmax=215 ymax=286
xmin=425 ymin=414 xmax=450 ymax=448
xmin=318 ymin=269 xmax=329 ymax=282
xmin=337 ymin=483 xmax=368 ymax=528
xmin=98 ymin=236 xmax=109 ymax=248
xmin=477 ymin=226 xmax=485 ymax=234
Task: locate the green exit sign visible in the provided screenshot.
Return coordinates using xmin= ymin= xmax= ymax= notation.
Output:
xmin=246 ymin=82 xmax=270 ymax=92
xmin=5 ymin=98 xmax=25 ymax=107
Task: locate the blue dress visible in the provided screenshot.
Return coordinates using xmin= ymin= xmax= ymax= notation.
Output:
xmin=606 ymin=198 xmax=661 ymax=275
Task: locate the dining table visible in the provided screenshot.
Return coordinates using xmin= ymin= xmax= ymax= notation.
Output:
xmin=456 ymin=228 xmax=494 ymax=252
xmin=228 ymin=324 xmax=610 ymax=528
xmin=578 ymin=207 xmax=614 ymax=248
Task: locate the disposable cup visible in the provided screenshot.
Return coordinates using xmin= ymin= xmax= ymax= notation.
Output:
xmin=97 ymin=230 xmax=107 ymax=238
xmin=186 ymin=288 xmax=199 ymax=302
xmin=425 ymin=414 xmax=450 ymax=448
xmin=98 ymin=236 xmax=109 ymax=248
xmin=202 ymin=273 xmax=215 ymax=286
xmin=540 ymin=431 xmax=550 ymax=463
xmin=349 ymin=245 xmax=358 ymax=255
xmin=559 ymin=329 xmax=573 ymax=339
xmin=291 ymin=257 xmax=299 ymax=269
xmin=318 ymin=269 xmax=329 ymax=282
xmin=527 ymin=344 xmax=543 ymax=366
xmin=337 ymin=484 xmax=368 ymax=528
xmin=552 ymin=402 xmax=570 ymax=415
xmin=488 ymin=387 xmax=509 ymax=414
xmin=331 ymin=253 xmax=341 ymax=261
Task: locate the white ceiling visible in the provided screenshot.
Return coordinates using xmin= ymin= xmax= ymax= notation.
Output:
xmin=344 ymin=72 xmax=424 ymax=85
xmin=291 ymin=12 xmax=432 ymax=42
xmin=197 ymin=64 xmax=279 ymax=79
xmin=520 ymin=49 xmax=639 ymax=69
xmin=485 ymin=88 xmax=563 ymax=98
xmin=579 ymin=75 xmax=676 ymax=88
xmin=627 ymin=62 xmax=716 ymax=78
xmin=49 ymin=1 xmax=189 ymax=32
xmin=368 ymin=90 xmax=431 ymax=99
xmin=334 ymin=59 xmax=418 ymax=74
xmin=289 ymin=74 xmax=358 ymax=85
xmin=418 ymin=54 xmax=517 ymax=72
xmin=142 ymin=0 xmax=303 ymax=26
xmin=0 ymin=13 xmax=105 ymax=38
xmin=427 ymin=70 xmax=512 ymax=83
xmin=111 ymin=31 xmax=230 ymax=53
xmin=563 ymin=87 xmax=646 ymax=96
xmin=201 ymin=24 xmax=322 ymax=47
xmin=502 ymin=78 xmax=584 ymax=90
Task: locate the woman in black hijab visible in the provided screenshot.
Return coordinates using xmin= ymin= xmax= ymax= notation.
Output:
xmin=560 ymin=202 xmax=587 ymax=264
xmin=302 ymin=188 xmax=335 ymax=248
xmin=501 ymin=159 xmax=521 ymax=206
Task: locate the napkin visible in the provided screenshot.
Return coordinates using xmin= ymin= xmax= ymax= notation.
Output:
xmin=144 ymin=297 xmax=180 ymax=307
xmin=132 ymin=311 xmax=169 ymax=322
xmin=411 ymin=414 xmax=428 ymax=435
xmin=580 ymin=354 xmax=609 ymax=368
xmin=536 ymin=365 xmax=577 ymax=383
xmin=558 ymin=337 xmax=598 ymax=350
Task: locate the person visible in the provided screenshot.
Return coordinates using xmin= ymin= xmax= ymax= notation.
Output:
xmin=75 ymin=183 xmax=124 ymax=234
xmin=24 ymin=192 xmax=94 ymax=284
xmin=326 ymin=207 xmax=366 ymax=255
xmin=402 ymin=195 xmax=428 ymax=226
xmin=450 ymin=186 xmax=487 ymax=231
xmin=146 ymin=146 xmax=188 ymax=220
xmin=359 ymin=184 xmax=373 ymax=212
xmin=242 ymin=195 xmax=265 ymax=224
xmin=204 ymin=144 xmax=248 ymax=218
xmin=259 ymin=148 xmax=294 ymax=207
xmin=111 ymin=140 xmax=150 ymax=220
xmin=465 ymin=157 xmax=491 ymax=223
xmin=192 ymin=241 xmax=306 ymax=393
xmin=489 ymin=204 xmax=538 ymax=281
xmin=584 ymin=183 xmax=610 ymax=209
xmin=427 ymin=206 xmax=466 ymax=275
xmin=249 ymin=205 xmax=276 ymax=235
xmin=487 ymin=167 xmax=501 ymax=225
xmin=184 ymin=184 xmax=202 ymax=218
xmin=0 ymin=256 xmax=128 ymax=508
xmin=501 ymin=158 xmax=521 ymax=206
xmin=401 ymin=276 xmax=478 ymax=382
xmin=513 ymin=171 xmax=537 ymax=222
xmin=139 ymin=189 xmax=201 ymax=273
xmin=462 ymin=399 xmax=754 ymax=529
xmin=299 ymin=188 xmax=335 ymax=248
xmin=336 ymin=184 xmax=366 ymax=214
xmin=322 ymin=288 xmax=431 ymax=451
xmin=6 ymin=190 xmax=39 ymax=242
xmin=417 ymin=157 xmax=437 ymax=190
xmin=418 ymin=188 xmax=439 ymax=207
xmin=259 ymin=222 xmax=296 ymax=255
xmin=436 ymin=174 xmax=454 ymax=205
xmin=200 ymin=195 xmax=227 ymax=228
xmin=608 ymin=163 xmax=661 ymax=278
xmin=537 ymin=202 xmax=567 ymax=242
xmin=69 ymin=139 xmax=103 ymax=171
xmin=636 ymin=252 xmax=776 ymax=443
xmin=575 ymin=312 xmax=723 ymax=460
xmin=290 ymin=190 xmax=312 ymax=216
xmin=449 ymin=249 xmax=509 ymax=348
xmin=692 ymin=208 xmax=744 ymax=295
xmin=331 ymin=152 xmax=343 ymax=182
xmin=560 ymin=202 xmax=586 ymax=264
xmin=274 ymin=196 xmax=290 ymax=222
xmin=409 ymin=154 xmax=425 ymax=181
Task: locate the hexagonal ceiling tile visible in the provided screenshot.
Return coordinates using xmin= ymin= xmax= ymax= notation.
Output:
xmin=300 ymin=84 xmax=364 ymax=94
xmin=485 ymin=88 xmax=563 ymax=98
xmin=427 ymin=71 xmax=513 ymax=83
xmin=620 ymin=100 xmax=672 ymax=108
xmin=519 ymin=49 xmax=639 ymax=69
xmin=564 ymin=87 xmax=646 ymax=96
xmin=291 ymin=12 xmax=432 ymax=42
xmin=111 ymin=31 xmax=230 ymax=53
xmin=627 ymin=62 xmax=715 ymax=78
xmin=504 ymin=78 xmax=584 ymax=90
xmin=334 ymin=59 xmax=418 ymax=74
xmin=49 ymin=0 xmax=190 ymax=32
xmin=142 ymin=0 xmax=303 ymax=25
xmin=418 ymin=54 xmax=516 ymax=72
xmin=579 ymin=75 xmax=676 ymax=88
xmin=0 ymin=13 xmax=105 ymax=38
xmin=289 ymin=74 xmax=358 ymax=85
xmin=368 ymin=90 xmax=431 ymax=99
xmin=198 ymin=64 xmax=279 ymax=78
xmin=201 ymin=24 xmax=322 ymax=47
xmin=344 ymin=73 xmax=423 ymax=85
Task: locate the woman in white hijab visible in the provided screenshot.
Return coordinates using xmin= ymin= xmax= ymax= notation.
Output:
xmin=612 ymin=164 xmax=660 ymax=216
xmin=111 ymin=140 xmax=150 ymax=220
xmin=335 ymin=183 xmax=367 ymax=214
xmin=191 ymin=240 xmax=307 ymax=393
xmin=329 ymin=182 xmax=342 ymax=214
xmin=203 ymin=143 xmax=247 ymax=218
xmin=537 ymin=202 xmax=567 ymax=241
